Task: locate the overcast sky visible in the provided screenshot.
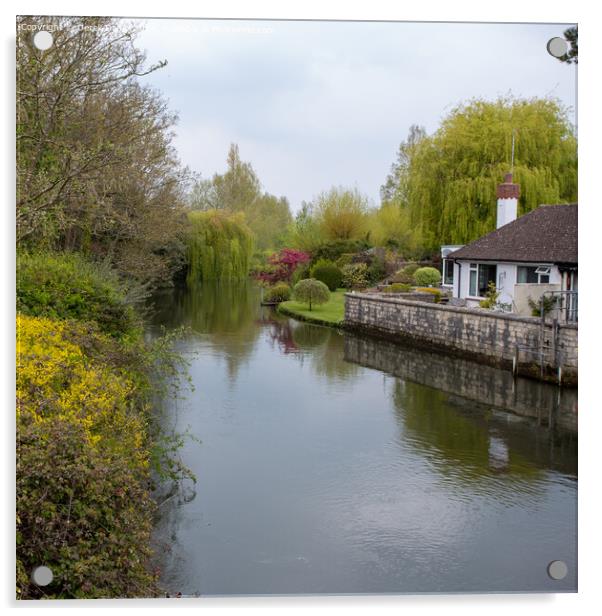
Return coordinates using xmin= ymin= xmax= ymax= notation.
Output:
xmin=136 ymin=19 xmax=576 ymax=212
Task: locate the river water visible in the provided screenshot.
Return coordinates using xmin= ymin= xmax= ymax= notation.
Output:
xmin=148 ymin=281 xmax=577 ymax=596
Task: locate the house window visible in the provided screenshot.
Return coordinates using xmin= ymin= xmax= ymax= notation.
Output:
xmin=517 ymin=266 xmax=551 ymax=284
xmin=469 ymin=263 xmax=497 ymax=297
xmin=443 ymin=259 xmax=454 ymax=285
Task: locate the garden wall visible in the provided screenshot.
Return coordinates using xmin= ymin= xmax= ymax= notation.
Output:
xmin=344 ymin=293 xmax=578 ymax=384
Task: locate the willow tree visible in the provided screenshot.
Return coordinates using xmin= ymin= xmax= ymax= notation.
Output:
xmin=386 ymin=97 xmax=577 ymax=249
xmin=186 ymin=210 xmax=254 ymax=283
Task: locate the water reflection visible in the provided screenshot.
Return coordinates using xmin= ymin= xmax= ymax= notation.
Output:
xmin=150 ymin=283 xmax=577 ymax=595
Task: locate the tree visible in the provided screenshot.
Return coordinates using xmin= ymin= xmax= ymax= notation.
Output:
xmin=186 ymin=210 xmax=254 ymax=282
xmin=16 ymin=16 xmax=187 ymax=287
xmin=383 ymin=97 xmax=577 ymax=249
xmin=190 ymin=145 xmax=292 ymax=251
xmin=255 ymin=248 xmax=310 ymax=284
xmin=288 ymin=201 xmax=325 ymax=252
xmin=292 ymin=279 xmax=330 ymax=311
xmin=380 ymin=124 xmax=426 ymax=203
xmin=314 ymin=187 xmax=371 ymax=241
xmin=558 ymin=26 xmax=578 ymax=65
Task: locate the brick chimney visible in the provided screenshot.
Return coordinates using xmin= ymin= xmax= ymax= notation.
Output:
xmin=496 ymin=173 xmax=520 ymax=229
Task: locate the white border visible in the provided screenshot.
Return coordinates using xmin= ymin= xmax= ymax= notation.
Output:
xmin=3 ymin=1 xmax=599 ymax=614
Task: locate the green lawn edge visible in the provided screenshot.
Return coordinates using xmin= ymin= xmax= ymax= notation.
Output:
xmin=277 ymin=289 xmax=345 ymax=327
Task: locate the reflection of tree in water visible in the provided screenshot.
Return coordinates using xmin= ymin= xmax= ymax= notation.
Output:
xmin=390 ymin=379 xmax=556 ymax=497
xmin=150 ymin=281 xmax=262 ymax=382
xmin=254 ymin=311 xmax=360 ymax=384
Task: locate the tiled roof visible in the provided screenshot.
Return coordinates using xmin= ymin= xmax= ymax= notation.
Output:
xmin=450 ymin=204 xmax=577 ymax=265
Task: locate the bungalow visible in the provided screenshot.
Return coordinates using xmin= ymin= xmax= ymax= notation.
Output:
xmin=445 ymin=173 xmax=577 ymax=319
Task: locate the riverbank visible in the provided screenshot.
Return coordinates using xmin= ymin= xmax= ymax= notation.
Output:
xmin=277 ymin=289 xmax=345 ymax=327
xmin=16 ymin=252 xmax=184 ymax=599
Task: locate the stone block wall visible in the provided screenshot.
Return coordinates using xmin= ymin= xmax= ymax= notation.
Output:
xmin=344 ymin=293 xmax=578 ymax=384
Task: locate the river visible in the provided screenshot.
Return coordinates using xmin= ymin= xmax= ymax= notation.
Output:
xmin=148 ymin=281 xmax=577 ymax=596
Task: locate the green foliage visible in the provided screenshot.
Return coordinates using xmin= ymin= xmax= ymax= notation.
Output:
xmin=366 ymin=258 xmax=387 ymax=284
xmin=479 ymin=282 xmax=501 ymax=309
xmin=264 ymin=283 xmax=291 ymax=303
xmin=17 ymin=17 xmax=187 ymax=288
xmin=292 ymin=279 xmax=331 ymax=311
xmin=186 ymin=210 xmax=254 ymax=282
xmin=383 ymin=283 xmax=412 ymax=293
xmin=16 ymin=316 xmax=157 ymax=598
xmin=279 ymin=289 xmax=346 ymax=325
xmin=341 ymin=263 xmax=369 ymax=289
xmin=291 ymin=263 xmax=311 ymax=286
xmin=314 ymin=187 xmax=371 ymax=241
xmin=413 ymin=266 xmax=442 ymax=287
xmin=383 ymin=98 xmax=578 ymax=249
xmin=189 ymin=145 xmax=292 ymax=251
xmin=310 ymin=259 xmax=343 ymax=291
xmin=392 ymin=262 xmax=420 ymax=284
xmin=415 ymin=287 xmax=443 ymax=302
xmin=311 ymin=239 xmax=371 ymax=264
xmin=17 ymin=252 xmax=139 ymax=339
xmin=528 ymin=294 xmax=558 ymax=317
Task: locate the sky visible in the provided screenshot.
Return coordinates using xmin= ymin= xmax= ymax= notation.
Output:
xmin=135 ymin=19 xmax=577 ymax=212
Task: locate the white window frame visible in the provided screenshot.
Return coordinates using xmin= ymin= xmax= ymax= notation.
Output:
xmin=517 ymin=264 xmax=551 ymax=284
xmin=468 ymin=262 xmax=497 ymax=299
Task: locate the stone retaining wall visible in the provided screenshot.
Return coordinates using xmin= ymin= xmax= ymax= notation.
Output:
xmin=344 ymin=293 xmax=578 ymax=384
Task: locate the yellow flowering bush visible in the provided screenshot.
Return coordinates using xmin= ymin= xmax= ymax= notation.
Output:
xmin=16 ymin=315 xmax=158 ymax=598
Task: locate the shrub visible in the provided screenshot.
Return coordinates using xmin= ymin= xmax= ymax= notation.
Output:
xmin=413 ymin=266 xmax=442 ymax=287
xmin=341 ymin=263 xmax=369 ymax=289
xmin=293 ymin=279 xmax=330 ymax=310
xmin=17 ymin=252 xmax=138 ymax=339
xmin=528 ymin=294 xmax=558 ymax=317
xmin=335 ymin=253 xmax=355 ymax=268
xmin=391 ymin=262 xmax=420 ymax=284
xmin=415 ymin=287 xmax=443 ymax=302
xmin=16 ymin=315 xmax=158 ymax=599
xmin=311 ymin=239 xmax=370 ymax=264
xmin=310 ymin=259 xmax=343 ymax=291
xmin=366 ymin=258 xmax=386 ymax=284
xmin=383 ymin=283 xmax=412 ymax=293
xmin=479 ymin=282 xmax=500 ymax=309
xmin=255 ymin=248 xmax=311 ymax=284
xmin=264 ymin=282 xmax=291 ymax=303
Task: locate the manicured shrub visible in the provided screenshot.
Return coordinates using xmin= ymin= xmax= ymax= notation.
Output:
xmin=293 ymin=279 xmax=330 ymax=311
xmin=16 ymin=315 xmax=158 ymax=599
xmin=341 ymin=263 xmax=369 ymax=289
xmin=17 ymin=252 xmax=138 ymax=339
xmin=310 ymin=259 xmax=343 ymax=291
xmin=415 ymin=287 xmax=443 ymax=302
xmin=413 ymin=266 xmax=442 ymax=287
xmin=264 ymin=282 xmax=291 ymax=303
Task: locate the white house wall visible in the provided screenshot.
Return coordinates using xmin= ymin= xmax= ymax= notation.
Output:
xmin=453 ymin=261 xmax=563 ymax=312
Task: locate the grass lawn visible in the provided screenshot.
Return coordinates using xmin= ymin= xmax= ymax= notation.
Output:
xmin=278 ymin=289 xmax=346 ymax=326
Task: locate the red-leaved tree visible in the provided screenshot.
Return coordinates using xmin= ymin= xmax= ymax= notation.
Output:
xmin=255 ymin=248 xmax=310 ymax=284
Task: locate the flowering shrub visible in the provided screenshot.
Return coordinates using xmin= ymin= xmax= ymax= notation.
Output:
xmin=16 ymin=315 xmax=158 ymax=598
xmin=254 ymin=248 xmax=310 ymax=284
xmin=341 ymin=263 xmax=369 ymax=289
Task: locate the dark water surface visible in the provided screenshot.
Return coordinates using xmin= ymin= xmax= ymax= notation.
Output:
xmin=148 ymin=282 xmax=577 ymax=596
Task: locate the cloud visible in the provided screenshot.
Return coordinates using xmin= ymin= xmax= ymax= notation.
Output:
xmin=137 ymin=19 xmax=576 ymax=210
